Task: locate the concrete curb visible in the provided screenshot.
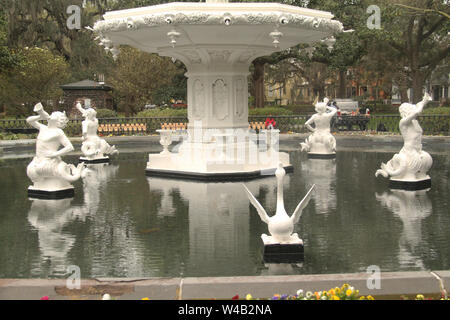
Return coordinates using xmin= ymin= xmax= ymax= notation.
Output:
xmin=0 ymin=270 xmax=447 ymax=300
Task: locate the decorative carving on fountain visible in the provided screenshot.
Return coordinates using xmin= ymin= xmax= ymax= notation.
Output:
xmin=375 ymin=93 xmax=433 ymax=190
xmin=300 ymin=97 xmax=337 ymax=158
xmin=76 ymin=102 xmax=118 ymax=163
xmin=235 ymin=78 xmax=245 ymax=118
xmin=192 ymin=79 xmax=205 ymax=119
xmin=26 ymin=103 xmax=86 ymax=198
xmin=212 ymin=79 xmax=229 ymax=120
xmin=94 ymin=11 xmax=343 ymax=35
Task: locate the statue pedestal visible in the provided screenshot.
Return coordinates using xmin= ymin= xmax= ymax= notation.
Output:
xmin=261 ymin=233 xmax=304 ymax=263
xmin=79 ymin=156 xmax=110 ymax=164
xmin=389 ymin=178 xmax=431 ymax=191
xmin=28 ymin=186 xmax=75 ymax=199
xmin=307 ymin=153 xmax=336 ymax=159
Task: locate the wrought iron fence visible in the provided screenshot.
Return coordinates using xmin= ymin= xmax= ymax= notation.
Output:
xmin=0 ymin=114 xmax=449 ymax=136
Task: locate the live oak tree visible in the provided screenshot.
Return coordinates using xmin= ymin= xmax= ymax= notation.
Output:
xmin=0 ymin=47 xmax=69 ymax=117
xmin=108 ymin=46 xmax=185 ymax=116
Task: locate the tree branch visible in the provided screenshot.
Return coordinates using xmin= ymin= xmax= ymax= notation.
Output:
xmin=393 ymin=3 xmax=450 ymax=19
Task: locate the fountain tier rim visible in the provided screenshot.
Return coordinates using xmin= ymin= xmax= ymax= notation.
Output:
xmin=94 ymin=2 xmax=343 ymax=34
xmin=102 ymin=2 xmax=336 ymax=20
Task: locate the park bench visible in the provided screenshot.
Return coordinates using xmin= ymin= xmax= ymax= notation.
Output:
xmin=160 ymin=122 xmax=187 ymax=131
xmin=336 ymin=114 xmax=370 ymax=131
xmin=98 ymin=123 xmax=147 ymax=135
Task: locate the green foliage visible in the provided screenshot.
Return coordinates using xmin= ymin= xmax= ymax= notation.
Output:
xmin=422 ymin=107 xmax=450 ymax=115
xmin=136 ymin=108 xmax=188 ymax=118
xmin=281 ymin=104 xmax=315 ymax=114
xmin=109 ymin=47 xmax=186 ymax=116
xmin=249 ymin=107 xmax=293 ymax=116
xmin=95 ymin=108 xmax=117 ymax=118
xmin=0 ymin=47 xmax=69 ymax=117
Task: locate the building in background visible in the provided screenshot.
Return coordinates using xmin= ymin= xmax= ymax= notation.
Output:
xmin=60 ymin=79 xmax=114 ymax=116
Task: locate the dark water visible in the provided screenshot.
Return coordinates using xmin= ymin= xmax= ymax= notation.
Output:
xmin=0 ymin=150 xmax=449 ymax=279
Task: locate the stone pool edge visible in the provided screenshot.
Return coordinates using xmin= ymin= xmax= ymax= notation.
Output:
xmin=0 ymin=270 xmax=448 ymax=300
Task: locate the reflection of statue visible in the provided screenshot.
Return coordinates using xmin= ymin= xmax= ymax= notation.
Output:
xmin=243 ymin=163 xmax=315 ymax=245
xmin=301 ymin=159 xmax=336 ymax=214
xmin=76 ymin=102 xmax=118 ymax=163
xmin=300 ymin=98 xmax=337 ymax=158
xmin=26 ymin=103 xmax=85 ymax=198
xmin=27 ymin=198 xmax=81 ymax=276
xmin=375 ymin=189 xmax=432 ymax=269
xmin=82 ymin=163 xmax=119 ymax=214
xmin=375 ymin=93 xmax=432 ymax=189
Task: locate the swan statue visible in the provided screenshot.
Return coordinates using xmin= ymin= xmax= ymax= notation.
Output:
xmin=243 ymin=163 xmax=315 ymax=245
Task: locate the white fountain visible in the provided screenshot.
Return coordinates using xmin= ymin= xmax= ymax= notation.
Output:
xmin=94 ymin=0 xmax=343 ymax=179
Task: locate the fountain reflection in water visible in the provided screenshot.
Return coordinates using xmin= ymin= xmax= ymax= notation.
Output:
xmin=376 ymin=189 xmax=432 ymax=269
xmin=300 ymin=158 xmax=336 ymax=214
xmin=27 ymin=163 xmax=119 ymax=277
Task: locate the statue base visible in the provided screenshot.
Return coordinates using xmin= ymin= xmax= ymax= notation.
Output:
xmin=28 ymin=187 xmax=75 ymax=199
xmin=146 ymin=137 xmax=292 ymax=181
xmin=307 ymin=153 xmax=336 ymax=159
xmin=146 ymin=165 xmax=293 ymax=181
xmin=261 ymin=233 xmax=304 ymax=263
xmin=79 ymin=156 xmax=110 ymax=164
xmin=389 ymin=178 xmax=431 ymax=191
xmin=263 ymin=244 xmax=304 ymax=263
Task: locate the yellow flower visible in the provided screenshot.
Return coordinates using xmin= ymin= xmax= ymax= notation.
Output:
xmin=246 ymin=294 xmax=253 ymax=300
xmin=416 ymin=294 xmax=424 ymax=300
xmin=335 ymin=287 xmax=341 ymax=295
xmin=328 ymin=289 xmax=335 ymax=296
xmin=141 ymin=297 xmax=150 ymax=300
xmin=346 ymin=289 xmax=353 ymax=296
xmin=331 ymin=295 xmax=340 ymax=300
xmin=367 ymin=295 xmax=374 ymax=300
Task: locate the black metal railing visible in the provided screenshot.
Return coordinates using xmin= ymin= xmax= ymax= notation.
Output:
xmin=1 ymin=114 xmax=449 ymax=136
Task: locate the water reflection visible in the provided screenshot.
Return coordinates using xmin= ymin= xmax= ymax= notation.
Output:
xmin=376 ymin=189 xmax=432 ymax=269
xmin=147 ymin=176 xmax=286 ymax=276
xmin=260 ymin=263 xmax=303 ymax=276
xmin=27 ymin=163 xmax=119 ymax=277
xmin=27 ymin=198 xmax=80 ymax=276
xmin=300 ymin=159 xmax=336 ymax=214
xmin=82 ymin=163 xmax=119 ymax=215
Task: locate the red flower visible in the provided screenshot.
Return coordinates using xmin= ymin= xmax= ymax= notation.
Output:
xmin=232 ymin=294 xmax=239 ymax=300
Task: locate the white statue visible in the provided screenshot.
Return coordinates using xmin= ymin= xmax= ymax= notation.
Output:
xmin=26 ymin=103 xmax=85 ymax=197
xmin=300 ymin=97 xmax=337 ymax=157
xmin=243 ymin=163 xmax=315 ymax=245
xmin=76 ymin=102 xmax=118 ymax=162
xmin=375 ymin=93 xmax=433 ymax=187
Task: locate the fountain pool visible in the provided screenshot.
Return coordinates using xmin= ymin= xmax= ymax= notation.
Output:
xmin=0 ymin=147 xmax=449 ymax=279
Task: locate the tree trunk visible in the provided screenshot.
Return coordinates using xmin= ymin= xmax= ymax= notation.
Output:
xmin=411 ymin=71 xmax=425 ymax=103
xmin=252 ymin=59 xmax=265 ymax=108
xmin=337 ymin=70 xmax=347 ymax=99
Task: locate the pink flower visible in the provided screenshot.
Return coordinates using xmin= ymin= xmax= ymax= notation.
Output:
xmin=40 ymin=296 xmax=49 ymax=300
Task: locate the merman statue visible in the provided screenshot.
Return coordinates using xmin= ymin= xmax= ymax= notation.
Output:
xmin=375 ymin=93 xmax=433 ymax=190
xmin=76 ymin=102 xmax=118 ymax=163
xmin=26 ymin=103 xmax=86 ymax=198
xmin=300 ymin=97 xmax=337 ymax=158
